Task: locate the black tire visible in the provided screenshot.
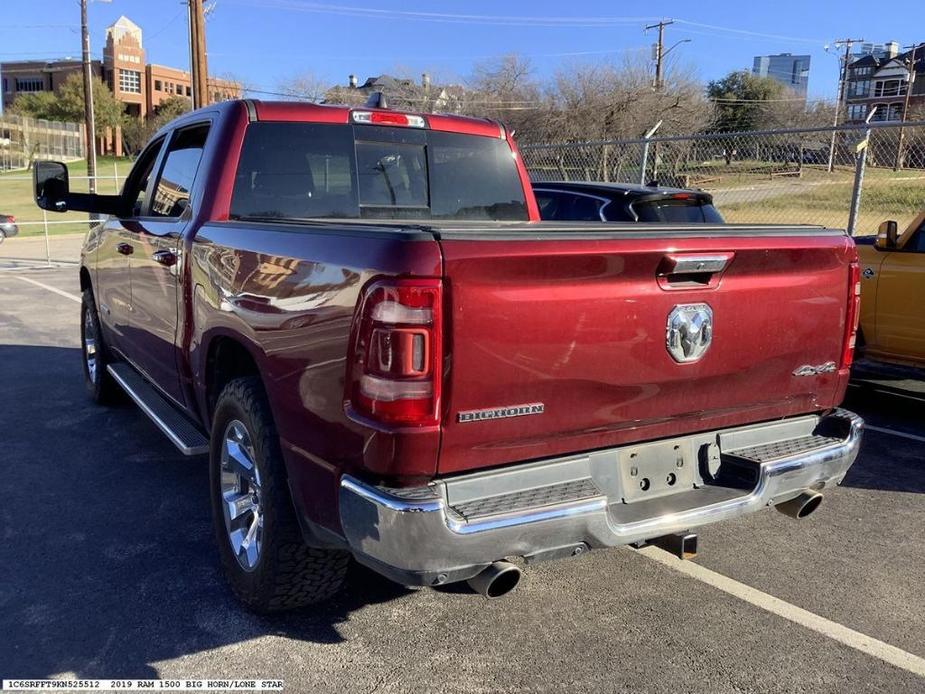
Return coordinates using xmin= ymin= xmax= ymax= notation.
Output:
xmin=209 ymin=376 xmax=350 ymax=612
xmin=80 ymin=288 xmax=120 ymax=404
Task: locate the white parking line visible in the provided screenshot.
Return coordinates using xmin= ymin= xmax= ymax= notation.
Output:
xmin=11 ymin=275 xmax=81 ymax=304
xmin=637 ymin=546 xmax=925 ymax=678
xmin=865 ymin=425 xmax=925 ymax=444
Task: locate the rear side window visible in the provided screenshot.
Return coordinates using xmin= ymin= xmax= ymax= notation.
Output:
xmin=535 ymin=190 xmax=608 ymax=222
xmin=230 ymin=122 xmax=528 ymax=222
xmin=634 ymin=199 xmax=724 ymax=224
xmin=151 ymin=124 xmax=209 ymax=218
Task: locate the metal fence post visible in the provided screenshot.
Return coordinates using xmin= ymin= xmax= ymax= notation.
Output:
xmin=42 ymin=208 xmax=51 ymax=267
xmin=847 ymin=114 xmax=875 ymax=237
xmin=638 ymin=121 xmax=662 ymax=185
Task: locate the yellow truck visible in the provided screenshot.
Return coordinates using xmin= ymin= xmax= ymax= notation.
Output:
xmin=856 ymin=211 xmax=925 ymax=368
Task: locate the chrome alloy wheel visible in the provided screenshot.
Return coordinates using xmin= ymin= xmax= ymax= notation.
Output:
xmin=220 ymin=420 xmax=264 ymax=571
xmin=83 ymin=307 xmax=98 ymax=384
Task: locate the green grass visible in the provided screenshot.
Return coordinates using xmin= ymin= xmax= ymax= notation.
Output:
xmin=716 ymin=168 xmax=925 ymax=233
xmin=0 ymin=156 xmax=132 ymax=236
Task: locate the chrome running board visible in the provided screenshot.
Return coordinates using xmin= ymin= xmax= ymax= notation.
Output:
xmin=107 ymin=363 xmax=209 ymax=455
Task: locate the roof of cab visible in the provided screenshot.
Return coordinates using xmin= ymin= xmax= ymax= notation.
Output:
xmin=248 ymin=99 xmax=505 ymax=139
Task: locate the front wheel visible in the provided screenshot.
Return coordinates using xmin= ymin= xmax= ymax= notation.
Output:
xmin=209 ymin=376 xmax=350 ymax=612
xmin=80 ymin=289 xmax=119 ymax=404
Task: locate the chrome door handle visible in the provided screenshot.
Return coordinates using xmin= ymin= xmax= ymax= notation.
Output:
xmin=152 ymin=249 xmax=177 ymax=267
xmin=116 ymin=242 xmax=134 ymax=255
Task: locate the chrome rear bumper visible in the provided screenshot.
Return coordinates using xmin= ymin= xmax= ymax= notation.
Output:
xmin=339 ymin=409 xmax=863 ymax=586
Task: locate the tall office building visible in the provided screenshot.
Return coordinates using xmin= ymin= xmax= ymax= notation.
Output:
xmin=752 ymin=53 xmax=811 ymax=97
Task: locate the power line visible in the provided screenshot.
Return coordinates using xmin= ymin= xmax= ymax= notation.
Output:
xmin=0 ymin=24 xmax=80 ymax=30
xmin=224 ymin=0 xmax=660 ymax=27
xmin=207 ymin=45 xmax=651 ymax=62
xmin=673 ymin=19 xmax=826 ymax=45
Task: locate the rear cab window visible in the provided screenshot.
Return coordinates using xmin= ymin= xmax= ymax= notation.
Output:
xmin=230 ymin=122 xmax=528 ymax=223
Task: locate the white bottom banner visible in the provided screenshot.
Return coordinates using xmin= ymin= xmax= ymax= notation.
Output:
xmin=2 ymin=681 xmax=284 ymax=692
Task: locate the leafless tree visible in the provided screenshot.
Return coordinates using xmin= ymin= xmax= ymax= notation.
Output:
xmin=276 ymin=72 xmax=332 ymax=103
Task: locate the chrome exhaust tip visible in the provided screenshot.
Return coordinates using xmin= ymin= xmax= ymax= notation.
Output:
xmin=776 ymin=491 xmax=823 ymax=519
xmin=467 ymin=561 xmax=522 ymax=599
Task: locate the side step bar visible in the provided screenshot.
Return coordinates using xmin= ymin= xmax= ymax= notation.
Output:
xmin=107 ymin=363 xmax=209 ymax=455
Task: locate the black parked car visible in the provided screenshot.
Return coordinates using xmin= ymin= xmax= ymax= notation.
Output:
xmin=532 ymin=181 xmax=725 ymax=224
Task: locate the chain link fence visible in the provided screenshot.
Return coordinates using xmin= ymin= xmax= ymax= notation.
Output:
xmin=0 ymin=168 xmax=126 ymax=269
xmin=3 ymin=121 xmax=924 ymax=267
xmin=522 ymin=120 xmax=925 ymax=236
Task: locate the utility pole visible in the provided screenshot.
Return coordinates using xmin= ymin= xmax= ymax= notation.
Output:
xmin=188 ymin=0 xmax=209 ymax=109
xmin=645 ymin=19 xmax=674 ymax=91
xmin=893 ymin=42 xmax=921 ymax=171
xmin=80 ymin=0 xmax=97 ymax=194
xmin=827 ymin=38 xmax=864 ymax=173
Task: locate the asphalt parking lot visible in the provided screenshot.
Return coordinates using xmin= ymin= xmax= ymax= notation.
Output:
xmin=1 ymin=266 xmax=923 ymax=693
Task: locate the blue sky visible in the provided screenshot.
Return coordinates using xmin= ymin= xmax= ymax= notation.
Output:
xmin=0 ymin=0 xmax=919 ymax=104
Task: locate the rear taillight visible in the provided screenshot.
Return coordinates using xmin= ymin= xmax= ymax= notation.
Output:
xmin=347 ymin=278 xmax=442 ymax=427
xmin=4 ymin=215 xmax=13 ymax=223
xmin=841 ymin=261 xmax=861 ymax=369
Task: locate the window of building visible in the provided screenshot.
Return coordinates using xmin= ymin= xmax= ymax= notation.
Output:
xmin=2 ymin=78 xmax=7 ymax=93
xmin=119 ymin=69 xmax=141 ymax=94
xmin=847 ymin=104 xmax=868 ymax=121
xmin=176 ymin=83 xmax=183 ymax=94
xmin=154 ymin=80 xmax=162 ymax=91
xmin=851 ymin=66 xmax=872 ymax=78
xmin=871 ymin=103 xmax=904 ymax=122
xmin=15 ymin=77 xmax=45 ymax=93
xmin=873 ymin=79 xmax=908 ymax=98
xmin=186 ymin=86 xmax=191 ymax=97
xmin=849 ymin=80 xmax=870 ymax=97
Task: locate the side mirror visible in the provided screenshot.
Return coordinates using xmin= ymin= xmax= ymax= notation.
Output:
xmin=34 ymin=160 xmax=70 ymax=212
xmin=875 ymin=220 xmax=899 ymax=250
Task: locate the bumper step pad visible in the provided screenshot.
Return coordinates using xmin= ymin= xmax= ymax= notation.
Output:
xmin=450 ymin=478 xmax=601 ymax=521
xmin=725 ymin=434 xmax=842 ymax=464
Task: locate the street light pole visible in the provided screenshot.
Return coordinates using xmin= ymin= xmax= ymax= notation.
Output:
xmin=827 ymin=38 xmax=863 ymax=173
xmin=894 ymin=43 xmax=921 ymax=171
xmin=645 ymin=19 xmax=675 ymax=91
xmin=80 ymin=0 xmax=97 ymax=194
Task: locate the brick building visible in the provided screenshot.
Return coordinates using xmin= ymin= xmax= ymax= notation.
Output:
xmin=0 ymin=15 xmax=240 ymax=152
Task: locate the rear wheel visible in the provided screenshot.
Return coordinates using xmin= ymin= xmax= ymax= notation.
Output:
xmin=80 ymin=289 xmax=119 ymax=404
xmin=209 ymin=376 xmax=350 ymax=612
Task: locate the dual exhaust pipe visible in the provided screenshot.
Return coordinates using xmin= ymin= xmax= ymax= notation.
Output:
xmin=465 ymin=490 xmax=823 ymax=599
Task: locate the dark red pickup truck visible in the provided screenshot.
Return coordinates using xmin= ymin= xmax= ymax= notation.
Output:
xmin=34 ymin=99 xmax=863 ymax=611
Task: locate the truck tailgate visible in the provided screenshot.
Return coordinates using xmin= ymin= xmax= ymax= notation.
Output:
xmin=436 ymin=227 xmax=855 ymax=475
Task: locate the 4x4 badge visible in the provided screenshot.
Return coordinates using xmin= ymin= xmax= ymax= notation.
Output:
xmin=793 ymin=362 xmax=837 ymax=377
